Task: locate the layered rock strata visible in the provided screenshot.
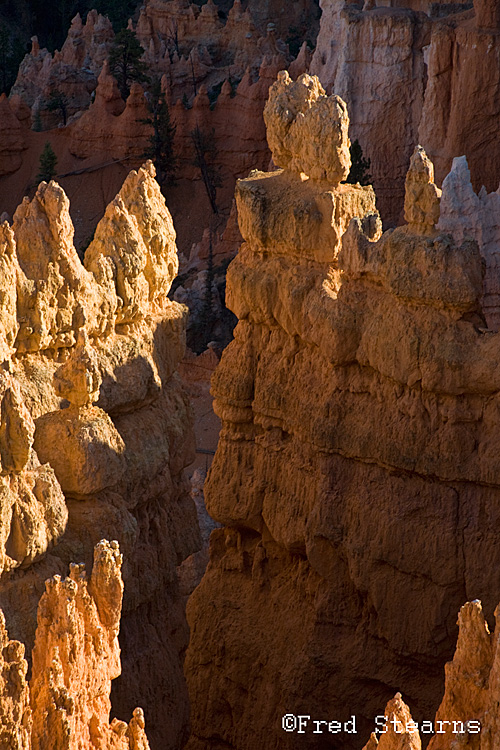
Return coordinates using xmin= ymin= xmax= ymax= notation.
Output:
xmin=185 ymin=75 xmax=500 ymax=749
xmin=0 ymin=162 xmax=199 ymax=750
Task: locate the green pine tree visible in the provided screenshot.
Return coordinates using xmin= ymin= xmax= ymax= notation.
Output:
xmin=108 ymin=27 xmax=148 ymax=101
xmin=46 ymin=88 xmax=69 ymax=125
xmin=141 ymin=77 xmax=177 ymax=189
xmin=346 ymin=139 xmax=372 ymax=186
xmin=36 ymin=142 xmax=57 ymax=183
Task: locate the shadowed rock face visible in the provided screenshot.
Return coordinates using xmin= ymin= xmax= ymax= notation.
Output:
xmin=0 ymin=161 xmax=200 ymax=750
xmin=184 ymin=77 xmax=500 ymax=749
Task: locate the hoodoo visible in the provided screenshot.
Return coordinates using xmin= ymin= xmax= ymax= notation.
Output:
xmin=0 ymin=162 xmax=199 ymax=749
xmin=185 ymin=74 xmax=500 ymax=749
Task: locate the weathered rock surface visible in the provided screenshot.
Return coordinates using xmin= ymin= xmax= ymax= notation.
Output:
xmin=0 ymin=95 xmax=27 ymax=176
xmin=10 ymin=13 xmax=114 ymax=127
xmin=311 ymin=0 xmax=431 ymax=224
xmin=437 ymin=154 xmax=500 ymax=331
xmin=263 ymin=71 xmax=350 ymax=183
xmin=311 ymin=0 xmax=499 ymax=226
xmin=0 ymin=609 xmax=31 ymax=750
xmin=404 ymin=144 xmax=441 ymax=233
xmin=362 ymin=694 xmax=421 ymax=750
xmin=0 ymin=540 xmax=151 ymax=750
xmin=0 ymin=162 xmax=200 ymax=750
xmin=364 ymin=596 xmax=500 ymax=748
xmin=184 ymin=77 xmax=500 ymax=750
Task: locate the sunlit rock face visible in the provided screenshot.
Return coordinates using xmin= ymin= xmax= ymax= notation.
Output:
xmin=184 ymin=73 xmax=500 ymax=750
xmin=311 ymin=0 xmax=500 ymax=228
xmin=0 ymin=162 xmax=200 ymax=750
xmin=0 ymin=540 xmax=152 ymax=750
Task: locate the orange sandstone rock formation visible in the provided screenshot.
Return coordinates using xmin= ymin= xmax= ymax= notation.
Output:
xmin=363 ymin=596 xmax=500 ymax=748
xmin=0 ymin=540 xmax=151 ymax=750
xmin=311 ymin=1 xmax=431 ymax=223
xmin=10 ymin=12 xmax=114 ymax=126
xmin=0 ymin=161 xmax=199 ymax=750
xmin=184 ymin=75 xmax=500 ymax=749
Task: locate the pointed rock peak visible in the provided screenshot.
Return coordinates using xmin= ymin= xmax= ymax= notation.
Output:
xmin=71 ymin=12 xmax=83 ymax=28
xmin=85 ymin=8 xmax=98 ymax=28
xmin=30 ymin=36 xmax=40 ymax=56
xmin=98 ymin=59 xmax=111 ymax=81
xmin=439 ymin=156 xmax=478 ymax=213
xmin=238 ymin=67 xmax=252 ymax=91
xmin=201 ymin=0 xmax=217 ymax=14
xmin=375 ymin=694 xmax=421 ymax=749
xmin=259 ymin=55 xmax=269 ymax=73
xmin=125 ymin=82 xmax=146 ymax=106
xmin=403 ymin=145 xmax=441 ymax=234
xmin=288 ymin=41 xmax=312 ymax=79
xmin=127 ymin=17 xmax=134 ymax=31
xmin=221 ymin=79 xmax=232 ymax=97
xmin=228 ymin=0 xmax=243 ymax=19
xmin=407 ymin=144 xmax=435 ymax=183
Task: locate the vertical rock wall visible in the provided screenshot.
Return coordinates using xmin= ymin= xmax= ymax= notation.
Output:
xmin=185 ymin=76 xmax=500 ymax=749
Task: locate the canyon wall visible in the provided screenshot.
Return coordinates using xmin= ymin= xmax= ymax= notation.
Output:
xmin=0 ymin=161 xmax=199 ymax=750
xmin=185 ymin=74 xmax=500 ymax=749
xmin=311 ymin=0 xmax=498 ymax=226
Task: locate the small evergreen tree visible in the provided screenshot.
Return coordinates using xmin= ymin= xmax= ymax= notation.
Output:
xmin=190 ymin=125 xmax=222 ymax=215
xmin=346 ymin=139 xmax=372 ymax=186
xmin=46 ymin=88 xmax=69 ymax=125
xmin=36 ymin=142 xmax=57 ymax=183
xmin=108 ymin=27 xmax=148 ymax=100
xmin=141 ymin=77 xmax=176 ymax=189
